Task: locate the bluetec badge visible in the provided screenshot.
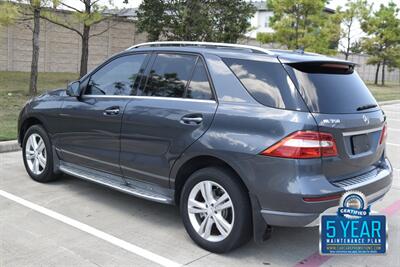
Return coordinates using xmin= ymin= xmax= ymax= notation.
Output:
xmin=320 ymin=191 xmax=387 ymax=255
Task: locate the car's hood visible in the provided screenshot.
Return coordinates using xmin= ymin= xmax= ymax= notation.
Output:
xmin=42 ymin=88 xmax=67 ymax=97
xmin=29 ymin=88 xmax=67 ymax=103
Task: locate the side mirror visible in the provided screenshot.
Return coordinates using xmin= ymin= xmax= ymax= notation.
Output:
xmin=66 ymin=81 xmax=81 ymax=97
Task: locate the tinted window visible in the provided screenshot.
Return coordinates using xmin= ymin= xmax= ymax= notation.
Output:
xmin=85 ymin=54 xmax=147 ymax=96
xmin=285 ymin=63 xmax=378 ymax=114
xmin=222 ymin=58 xmax=305 ymax=110
xmin=144 ymin=53 xmax=197 ymax=98
xmin=186 ymin=60 xmax=213 ymax=100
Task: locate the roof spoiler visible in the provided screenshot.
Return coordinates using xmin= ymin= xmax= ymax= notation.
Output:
xmin=286 ymin=61 xmax=356 ymax=74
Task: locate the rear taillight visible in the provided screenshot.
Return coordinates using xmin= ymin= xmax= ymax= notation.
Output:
xmin=260 ymin=131 xmax=338 ymax=159
xmin=379 ymin=123 xmax=387 ymax=144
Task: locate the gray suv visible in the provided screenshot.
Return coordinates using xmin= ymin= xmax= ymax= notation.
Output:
xmin=18 ymin=41 xmax=392 ymax=253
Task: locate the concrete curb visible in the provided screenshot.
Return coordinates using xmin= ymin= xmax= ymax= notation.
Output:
xmin=0 ymin=140 xmax=20 ymax=153
xmin=0 ymin=100 xmax=399 ymax=154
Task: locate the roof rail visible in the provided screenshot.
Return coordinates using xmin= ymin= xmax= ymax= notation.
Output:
xmin=126 ymin=41 xmax=275 ymax=55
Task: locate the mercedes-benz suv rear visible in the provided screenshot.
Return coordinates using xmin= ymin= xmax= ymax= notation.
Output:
xmin=18 ymin=43 xmax=392 ymax=253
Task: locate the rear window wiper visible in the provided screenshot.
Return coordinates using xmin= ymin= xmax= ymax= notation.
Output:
xmin=357 ymin=103 xmax=377 ymax=111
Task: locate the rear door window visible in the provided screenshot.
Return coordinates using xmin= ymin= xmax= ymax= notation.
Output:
xmin=143 ymin=53 xmax=197 ymax=98
xmin=222 ymin=58 xmax=306 ymax=110
xmin=285 ymin=62 xmax=378 ymax=114
xmin=186 ymin=60 xmax=213 ymax=100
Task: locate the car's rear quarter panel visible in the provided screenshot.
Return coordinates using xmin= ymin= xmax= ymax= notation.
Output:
xmin=171 ymin=52 xmax=325 ymax=212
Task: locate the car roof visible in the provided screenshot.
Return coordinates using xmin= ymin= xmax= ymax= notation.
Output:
xmin=122 ymin=41 xmax=352 ymax=65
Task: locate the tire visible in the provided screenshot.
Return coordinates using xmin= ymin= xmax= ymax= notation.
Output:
xmin=180 ymin=167 xmax=252 ymax=253
xmin=22 ymin=125 xmax=60 ymax=183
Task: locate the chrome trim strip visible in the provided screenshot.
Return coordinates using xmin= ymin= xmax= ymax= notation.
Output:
xmin=334 ymin=168 xmax=391 ymax=191
xmin=59 ymin=165 xmax=171 ymax=204
xmin=127 ymin=41 xmax=275 ymax=55
xmin=342 ymin=126 xmax=382 ymax=136
xmin=80 ymin=95 xmax=217 ymax=103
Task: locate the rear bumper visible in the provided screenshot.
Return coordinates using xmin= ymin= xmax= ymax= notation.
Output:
xmin=258 ymin=158 xmax=393 ymax=227
xmin=261 ymin=182 xmax=391 ymax=227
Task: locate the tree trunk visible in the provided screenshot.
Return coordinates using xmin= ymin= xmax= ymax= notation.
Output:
xmin=381 ymin=60 xmax=385 ymax=86
xmin=374 ymin=63 xmax=380 ymax=85
xmin=79 ymin=25 xmax=90 ymax=77
xmin=345 ymin=33 xmax=351 ymax=60
xmin=345 ymin=19 xmax=353 ymax=61
xmin=295 ymin=15 xmax=299 ymax=49
xmin=29 ymin=7 xmax=40 ymax=96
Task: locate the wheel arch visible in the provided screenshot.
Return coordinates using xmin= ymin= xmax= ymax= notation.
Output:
xmin=172 ymin=154 xmax=250 ymax=205
xmin=19 ymin=116 xmax=47 ymax=145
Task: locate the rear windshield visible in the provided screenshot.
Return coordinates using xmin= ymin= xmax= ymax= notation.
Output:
xmin=285 ymin=62 xmax=378 ymax=114
xmin=222 ymin=58 xmax=307 ymax=111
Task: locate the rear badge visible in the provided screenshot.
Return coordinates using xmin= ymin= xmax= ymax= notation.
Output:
xmin=320 ymin=191 xmax=387 ymax=255
xmin=363 ymin=115 xmax=370 ymax=125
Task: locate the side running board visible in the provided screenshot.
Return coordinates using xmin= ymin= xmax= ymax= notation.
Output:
xmin=59 ymin=161 xmax=174 ymax=204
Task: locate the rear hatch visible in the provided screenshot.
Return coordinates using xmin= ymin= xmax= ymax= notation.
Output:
xmin=283 ymin=60 xmax=386 ymax=182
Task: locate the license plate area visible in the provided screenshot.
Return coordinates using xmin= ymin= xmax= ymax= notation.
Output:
xmin=351 ymin=134 xmax=370 ymax=154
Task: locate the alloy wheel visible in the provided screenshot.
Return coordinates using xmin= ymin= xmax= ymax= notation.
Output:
xmin=187 ymin=180 xmax=234 ymax=242
xmin=25 ymin=133 xmax=47 ymax=175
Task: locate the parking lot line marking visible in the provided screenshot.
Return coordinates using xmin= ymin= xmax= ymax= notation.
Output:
xmin=0 ymin=189 xmax=182 ymax=267
xmin=387 ymin=142 xmax=400 ymax=147
xmin=387 ymin=118 xmax=400 ymax=122
xmin=382 ymin=199 xmax=400 ymax=216
xmin=293 ymin=252 xmax=331 ymax=267
xmin=293 ymin=197 xmax=400 ymax=267
xmin=389 ymin=128 xmax=400 ymax=132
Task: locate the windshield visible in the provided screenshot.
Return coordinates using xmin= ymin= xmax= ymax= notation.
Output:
xmin=285 ymin=62 xmax=379 ymax=114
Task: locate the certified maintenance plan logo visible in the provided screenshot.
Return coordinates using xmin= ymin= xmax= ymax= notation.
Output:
xmin=320 ymin=191 xmax=387 ymax=255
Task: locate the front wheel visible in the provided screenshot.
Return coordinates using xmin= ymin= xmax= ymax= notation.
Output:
xmin=180 ymin=167 xmax=252 ymax=253
xmin=22 ymin=125 xmax=60 ymax=183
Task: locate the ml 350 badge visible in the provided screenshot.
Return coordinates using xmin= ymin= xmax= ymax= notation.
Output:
xmin=320 ymin=191 xmax=387 ymax=255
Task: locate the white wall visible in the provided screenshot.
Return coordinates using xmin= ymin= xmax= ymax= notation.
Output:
xmin=246 ymin=10 xmax=274 ymax=39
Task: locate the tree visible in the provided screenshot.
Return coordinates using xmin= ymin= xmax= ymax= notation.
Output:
xmin=0 ymin=1 xmax=19 ymax=26
xmin=0 ymin=1 xmax=51 ymax=96
xmin=338 ymin=0 xmax=370 ymax=60
xmin=257 ymin=0 xmax=341 ymax=55
xmin=136 ymin=0 xmax=165 ymax=41
xmin=136 ymin=0 xmax=256 ymax=43
xmin=42 ymin=0 xmax=127 ymax=77
xmin=207 ymin=0 xmax=256 ymax=43
xmin=360 ymin=2 xmax=400 ymax=85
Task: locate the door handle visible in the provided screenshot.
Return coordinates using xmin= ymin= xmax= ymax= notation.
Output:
xmin=103 ymin=106 xmax=120 ymax=116
xmin=181 ymin=114 xmax=203 ymax=125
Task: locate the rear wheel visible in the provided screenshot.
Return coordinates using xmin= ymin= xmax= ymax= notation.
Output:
xmin=180 ymin=167 xmax=252 ymax=253
xmin=22 ymin=125 xmax=60 ymax=183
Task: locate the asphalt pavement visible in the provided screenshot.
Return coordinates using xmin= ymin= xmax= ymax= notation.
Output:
xmin=1 ymin=103 xmax=399 ymax=267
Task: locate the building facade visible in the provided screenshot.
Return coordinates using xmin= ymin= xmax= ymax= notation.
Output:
xmin=245 ymin=1 xmax=336 ymax=39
